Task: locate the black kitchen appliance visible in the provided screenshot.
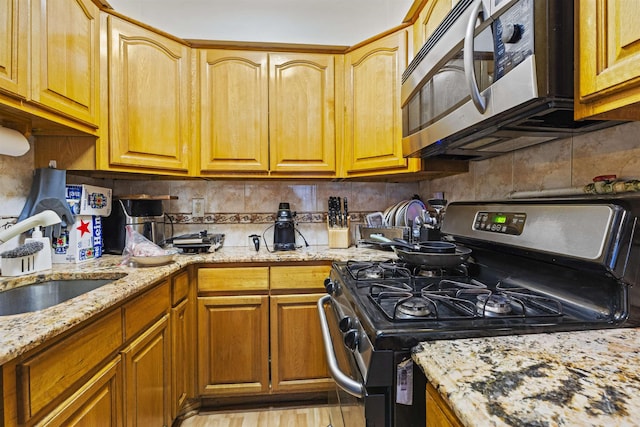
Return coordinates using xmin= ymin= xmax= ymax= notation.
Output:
xmin=102 ymin=196 xmax=169 ymax=254
xmin=273 ymin=202 xmax=296 ymax=251
xmin=319 ymin=196 xmax=640 ymax=426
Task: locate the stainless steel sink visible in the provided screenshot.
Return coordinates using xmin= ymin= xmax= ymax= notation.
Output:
xmin=0 ymin=276 xmax=125 ymax=316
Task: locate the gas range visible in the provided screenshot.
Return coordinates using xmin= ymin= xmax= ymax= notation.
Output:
xmin=319 ymin=197 xmax=640 ymax=427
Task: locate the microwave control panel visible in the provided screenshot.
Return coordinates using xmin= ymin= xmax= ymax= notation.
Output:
xmin=493 ymin=0 xmax=534 ymax=80
xmin=473 ymin=211 xmax=526 ymax=235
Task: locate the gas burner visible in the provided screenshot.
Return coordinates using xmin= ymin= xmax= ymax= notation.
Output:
xmin=476 ymin=293 xmax=513 ymax=316
xmin=397 ymin=297 xmax=432 ymax=318
xmin=347 ymin=260 xmax=412 ymax=282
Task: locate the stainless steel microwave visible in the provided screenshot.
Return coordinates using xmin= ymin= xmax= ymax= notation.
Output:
xmin=401 ymin=0 xmax=620 ymax=161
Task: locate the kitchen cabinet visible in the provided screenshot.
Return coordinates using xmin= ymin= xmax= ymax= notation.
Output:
xmin=0 ymin=272 xmax=183 ymax=427
xmin=197 ymin=50 xmax=270 ymax=173
xmin=122 ymin=314 xmax=172 ymax=427
xmin=575 ymin=1 xmax=640 ymax=120
xmin=170 ymin=268 xmax=195 ymax=418
xmin=270 ymin=293 xmax=332 ymax=393
xmin=196 ymin=264 xmax=331 ymax=397
xmin=268 ymin=53 xmax=339 ymax=175
xmin=31 ymin=0 xmax=101 ymax=127
xmin=197 ymin=50 xmax=339 ymax=177
xmin=412 ymin=0 xmax=458 ymax=56
xmin=197 ymin=267 xmax=270 ymax=396
xmin=0 ymin=0 xmax=28 ymax=98
xmin=35 ymin=357 xmax=122 ymax=427
xmin=121 ymin=279 xmax=171 ymax=426
xmin=426 ymin=383 xmax=463 ymax=427
xmin=105 ymin=15 xmax=191 ymax=175
xmin=343 ymin=29 xmax=422 ymax=177
xmin=15 ymin=309 xmax=123 ymax=424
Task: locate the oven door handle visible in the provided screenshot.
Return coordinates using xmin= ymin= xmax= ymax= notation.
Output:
xmin=317 ymin=295 xmax=365 ymax=399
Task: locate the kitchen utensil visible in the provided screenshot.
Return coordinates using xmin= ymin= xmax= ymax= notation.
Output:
xmin=393 ymin=246 xmax=472 ymax=267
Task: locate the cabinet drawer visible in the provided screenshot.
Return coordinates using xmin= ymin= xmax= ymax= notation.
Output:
xmin=123 ymin=280 xmax=170 ymax=340
xmin=270 ymin=265 xmax=331 ymax=291
xmin=17 ymin=309 xmax=122 ymax=423
xmin=198 ymin=267 xmax=269 ymax=292
xmin=172 ymin=269 xmax=190 ymax=306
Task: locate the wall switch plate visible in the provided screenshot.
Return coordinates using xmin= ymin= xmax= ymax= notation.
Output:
xmin=192 ymin=198 xmax=205 ymax=217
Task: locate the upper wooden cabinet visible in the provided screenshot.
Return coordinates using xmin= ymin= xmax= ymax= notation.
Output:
xmin=412 ymin=0 xmax=458 ymax=56
xmin=575 ymin=1 xmax=640 ymax=120
xmin=0 ymin=0 xmax=28 ymax=98
xmin=197 ymin=50 xmax=339 ymax=177
xmin=268 ymin=53 xmax=339 ymax=175
xmin=31 ymin=0 xmax=100 ymax=127
xmin=343 ymin=29 xmax=421 ymax=177
xmin=105 ymin=15 xmax=191 ymax=174
xmin=197 ymin=50 xmax=270 ymax=173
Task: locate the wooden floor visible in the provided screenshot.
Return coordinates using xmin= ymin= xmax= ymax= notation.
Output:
xmin=178 ymin=405 xmax=331 ymax=427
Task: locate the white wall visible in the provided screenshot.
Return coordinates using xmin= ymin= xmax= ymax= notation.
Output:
xmin=107 ymin=0 xmax=414 ymax=45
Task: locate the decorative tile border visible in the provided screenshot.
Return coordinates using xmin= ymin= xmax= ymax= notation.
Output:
xmin=166 ymin=212 xmax=367 ymax=225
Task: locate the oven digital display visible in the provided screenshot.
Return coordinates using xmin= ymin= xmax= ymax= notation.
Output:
xmin=474 ymin=211 xmax=526 ymax=235
xmin=493 ymin=214 xmax=507 ymax=224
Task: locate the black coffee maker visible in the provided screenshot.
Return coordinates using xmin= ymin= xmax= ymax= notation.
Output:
xmin=273 ymin=202 xmax=296 ymax=251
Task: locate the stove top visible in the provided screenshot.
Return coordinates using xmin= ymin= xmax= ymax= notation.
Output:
xmin=329 ymin=257 xmax=628 ymax=350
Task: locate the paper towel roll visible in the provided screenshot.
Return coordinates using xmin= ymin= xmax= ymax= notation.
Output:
xmin=0 ymin=126 xmax=30 ymax=156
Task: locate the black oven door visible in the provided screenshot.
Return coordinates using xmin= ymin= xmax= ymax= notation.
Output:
xmin=318 ymin=295 xmax=388 ymax=426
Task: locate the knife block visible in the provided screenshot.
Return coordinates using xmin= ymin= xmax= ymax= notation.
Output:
xmin=327 ymin=217 xmax=351 ymax=249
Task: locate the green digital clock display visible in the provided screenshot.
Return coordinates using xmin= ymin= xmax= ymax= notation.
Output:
xmin=494 ymin=214 xmax=507 ymax=224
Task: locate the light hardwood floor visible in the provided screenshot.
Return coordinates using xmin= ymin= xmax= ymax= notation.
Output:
xmin=179 ymin=405 xmax=331 ymax=427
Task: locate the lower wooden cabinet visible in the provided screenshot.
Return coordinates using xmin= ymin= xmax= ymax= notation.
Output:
xmin=122 ymin=314 xmax=172 ymax=427
xmin=270 ymin=293 xmax=333 ymax=393
xmin=170 ymin=269 xmax=195 ymax=418
xmin=196 ymin=264 xmax=332 ymax=398
xmin=35 ymin=357 xmax=123 ymax=427
xmin=197 ymin=294 xmax=271 ymax=396
xmin=426 ymin=383 xmax=463 ymax=427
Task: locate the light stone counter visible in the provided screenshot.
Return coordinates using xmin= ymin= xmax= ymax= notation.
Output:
xmin=412 ymin=329 xmax=640 ymax=427
xmin=0 ymin=245 xmax=390 ymax=365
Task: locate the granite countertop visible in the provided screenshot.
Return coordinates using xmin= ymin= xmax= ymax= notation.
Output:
xmin=413 ymin=329 xmax=640 ymax=427
xmin=0 ymin=245 xmax=388 ymax=365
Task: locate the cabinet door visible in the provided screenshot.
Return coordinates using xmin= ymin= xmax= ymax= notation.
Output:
xmin=197 ymin=295 xmax=270 ymax=396
xmin=412 ymin=0 xmax=458 ymax=56
xmin=575 ymin=1 xmax=640 ymax=120
xmin=270 ymin=293 xmax=332 ymax=393
xmin=0 ymin=0 xmax=27 ymax=97
xmin=36 ymin=357 xmax=123 ymax=427
xmin=122 ymin=314 xmax=171 ymax=427
xmin=31 ymin=0 xmax=100 ymax=127
xmin=198 ymin=49 xmax=269 ymax=173
xmin=107 ymin=16 xmax=190 ymax=173
xmin=171 ymin=297 xmax=191 ymax=418
xmin=344 ymin=29 xmax=419 ymax=176
xmin=269 ymin=53 xmax=338 ymax=175
xmin=426 ymin=383 xmax=463 ymax=427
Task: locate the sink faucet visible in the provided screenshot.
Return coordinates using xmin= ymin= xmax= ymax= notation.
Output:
xmin=0 ymin=210 xmax=62 ymax=244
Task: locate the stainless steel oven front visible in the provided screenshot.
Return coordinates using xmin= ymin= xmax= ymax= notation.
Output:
xmin=318 ymin=295 xmax=388 ymax=426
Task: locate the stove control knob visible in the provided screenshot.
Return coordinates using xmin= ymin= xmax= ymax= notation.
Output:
xmin=339 ymin=316 xmax=354 ymax=332
xmin=344 ymin=329 xmax=359 ymax=351
xmin=324 ymin=278 xmax=339 ymax=295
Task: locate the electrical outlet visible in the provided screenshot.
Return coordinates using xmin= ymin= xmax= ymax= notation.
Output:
xmin=192 ymin=198 xmax=205 ymax=217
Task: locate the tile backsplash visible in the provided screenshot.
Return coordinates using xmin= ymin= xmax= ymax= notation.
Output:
xmin=2 ymin=121 xmax=640 ymax=248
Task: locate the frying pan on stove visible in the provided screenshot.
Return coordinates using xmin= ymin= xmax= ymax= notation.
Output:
xmin=369 ymin=234 xmax=471 ymax=267
xmin=393 ymin=246 xmax=472 ymax=267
